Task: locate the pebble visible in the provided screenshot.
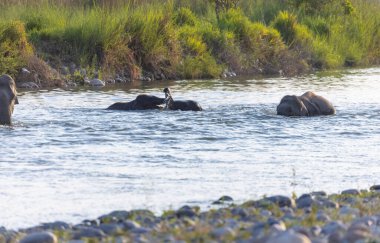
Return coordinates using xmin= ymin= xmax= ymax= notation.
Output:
xmin=340 ymin=206 xmax=360 ymax=217
xmin=316 ymin=212 xmax=331 ymax=222
xmin=296 ymin=194 xmax=314 ymax=208
xmin=210 ymin=227 xmax=235 ymax=238
xmin=176 ymin=206 xmax=197 ymax=218
xmin=20 ymin=232 xmax=57 ymax=243
xmin=321 ymin=221 xmax=347 ymax=236
xmin=370 ymin=185 xmax=380 ymax=191
xmin=266 ymin=230 xmax=312 ymax=243
xmin=18 ymin=82 xmax=39 ymax=89
xmin=342 ymin=189 xmax=360 ymax=195
xmin=122 ymin=220 xmax=141 ymax=230
xmin=265 ymin=195 xmax=295 ymax=208
xmin=212 ymin=195 xmax=234 ymax=204
xmin=4 ymin=186 xmax=380 ymax=242
xmin=89 ymin=78 xmax=105 ymax=87
xmin=98 ymin=223 xmax=122 ymax=235
xmin=72 ymin=227 xmax=105 ymax=239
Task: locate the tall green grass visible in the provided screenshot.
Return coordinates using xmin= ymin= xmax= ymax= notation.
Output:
xmin=0 ymin=0 xmax=379 ymax=82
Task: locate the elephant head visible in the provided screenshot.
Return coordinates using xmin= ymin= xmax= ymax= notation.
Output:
xmin=277 ymin=95 xmax=308 ymax=116
xmin=162 ymin=87 xmax=202 ymax=111
xmin=0 ymin=74 xmax=19 ymax=125
xmin=163 ymin=87 xmax=173 ymax=110
xmin=277 ymin=92 xmax=335 ymax=117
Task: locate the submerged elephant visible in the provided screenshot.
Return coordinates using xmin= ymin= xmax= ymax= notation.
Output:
xmin=163 ymin=88 xmax=202 ymax=111
xmin=277 ymin=91 xmax=335 ymax=116
xmin=107 ymin=94 xmax=165 ymax=110
xmin=0 ymin=74 xmax=19 ymax=125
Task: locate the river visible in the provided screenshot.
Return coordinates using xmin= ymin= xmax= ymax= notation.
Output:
xmin=1 ymin=67 xmax=380 ymax=229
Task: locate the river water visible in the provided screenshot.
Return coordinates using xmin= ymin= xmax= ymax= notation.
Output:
xmin=1 ymin=68 xmax=380 ymax=229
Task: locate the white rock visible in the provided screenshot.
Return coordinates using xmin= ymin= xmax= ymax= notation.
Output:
xmin=89 ymin=79 xmax=105 ymax=87
xmin=267 ymin=230 xmax=311 ymax=243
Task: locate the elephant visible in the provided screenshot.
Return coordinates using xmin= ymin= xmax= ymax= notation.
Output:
xmin=163 ymin=88 xmax=202 ymax=111
xmin=277 ymin=91 xmax=335 ymax=116
xmin=107 ymin=94 xmax=165 ymax=110
xmin=0 ymin=74 xmax=19 ymax=125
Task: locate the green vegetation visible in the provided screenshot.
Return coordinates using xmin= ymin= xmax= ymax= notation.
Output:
xmin=0 ymin=0 xmax=379 ymax=85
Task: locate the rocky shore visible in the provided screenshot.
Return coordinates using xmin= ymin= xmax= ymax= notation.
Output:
xmin=2 ymin=185 xmax=380 ymax=243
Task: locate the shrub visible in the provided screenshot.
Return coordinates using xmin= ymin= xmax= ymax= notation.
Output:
xmin=126 ymin=6 xmax=181 ymax=78
xmin=0 ymin=21 xmax=33 ymax=76
xmin=271 ymin=11 xmax=297 ymax=45
xmin=173 ymin=7 xmax=197 ymax=26
xmin=302 ymin=16 xmax=330 ymax=37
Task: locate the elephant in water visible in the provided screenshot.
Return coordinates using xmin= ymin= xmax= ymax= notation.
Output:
xmin=0 ymin=74 xmax=19 ymax=125
xmin=107 ymin=88 xmax=202 ymax=111
xmin=277 ymin=91 xmax=335 ymax=116
xmin=163 ymin=88 xmax=202 ymax=111
xmin=107 ymin=94 xmax=165 ymax=110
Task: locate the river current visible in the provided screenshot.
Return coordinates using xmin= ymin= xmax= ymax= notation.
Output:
xmin=1 ymin=68 xmax=380 ymax=229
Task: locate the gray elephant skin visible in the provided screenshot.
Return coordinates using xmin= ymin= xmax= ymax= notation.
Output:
xmin=107 ymin=94 xmax=165 ymax=110
xmin=107 ymin=88 xmax=202 ymax=111
xmin=277 ymin=91 xmax=335 ymax=116
xmin=0 ymin=74 xmax=19 ymax=125
xmin=163 ymin=88 xmax=202 ymax=111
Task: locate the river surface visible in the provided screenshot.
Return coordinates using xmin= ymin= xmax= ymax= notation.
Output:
xmin=1 ymin=68 xmax=380 ymax=229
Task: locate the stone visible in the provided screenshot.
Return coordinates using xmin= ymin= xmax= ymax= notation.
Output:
xmin=321 ymin=199 xmax=339 ymax=209
xmin=210 ymin=227 xmax=235 ymax=238
xmin=321 ymin=221 xmax=347 ymax=236
xmin=176 ymin=206 xmax=197 ymax=218
xmin=21 ymin=68 xmax=31 ymax=75
xmin=264 ymin=195 xmax=295 ymax=208
xmin=370 ymin=185 xmax=380 ymax=191
xmin=296 ymin=194 xmax=314 ymax=208
xmin=340 ymin=206 xmax=360 ymax=217
xmin=107 ymin=210 xmax=130 ymax=220
xmin=18 ymin=82 xmax=39 ymax=89
xmin=89 ymin=79 xmax=105 ymax=87
xmin=266 ymin=230 xmax=312 ymax=243
xmin=291 ymin=226 xmax=310 ymax=238
xmin=352 ymin=216 xmax=378 ymax=227
xmin=310 ymin=226 xmax=322 ymax=237
xmin=343 ymin=228 xmax=371 ymax=242
xmin=260 ymin=209 xmax=272 ymax=217
xmin=80 ymin=220 xmax=98 ymax=227
xmin=212 ymin=195 xmax=233 ymax=205
xmin=341 ymin=189 xmax=360 ymax=195
xmin=41 ymin=221 xmax=71 ymax=230
xmin=268 ymin=218 xmax=286 ymax=230
xmin=281 ymin=207 xmax=295 ymax=216
xmin=250 ymin=223 xmax=267 ymax=240
xmin=311 ymin=191 xmax=327 ymax=197
xmin=131 ymin=227 xmax=150 ymax=234
xmin=20 ymin=232 xmax=57 ymax=243
xmin=231 ymin=207 xmax=249 ymax=218
xmin=122 ymin=220 xmax=141 ymax=231
xmin=72 ymin=227 xmax=105 ymax=239
xmin=98 ymin=223 xmax=122 ymax=235
xmin=328 ymin=230 xmax=345 ymax=243
xmin=107 ymin=79 xmax=116 ymax=84
xmin=316 ymin=212 xmax=331 ymax=222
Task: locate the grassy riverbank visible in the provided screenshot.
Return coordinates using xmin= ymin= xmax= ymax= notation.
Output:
xmin=3 ymin=186 xmax=380 ymax=242
xmin=0 ymin=0 xmax=379 ymax=87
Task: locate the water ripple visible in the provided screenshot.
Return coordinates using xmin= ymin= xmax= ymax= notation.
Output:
xmin=1 ymin=68 xmax=380 ymax=229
